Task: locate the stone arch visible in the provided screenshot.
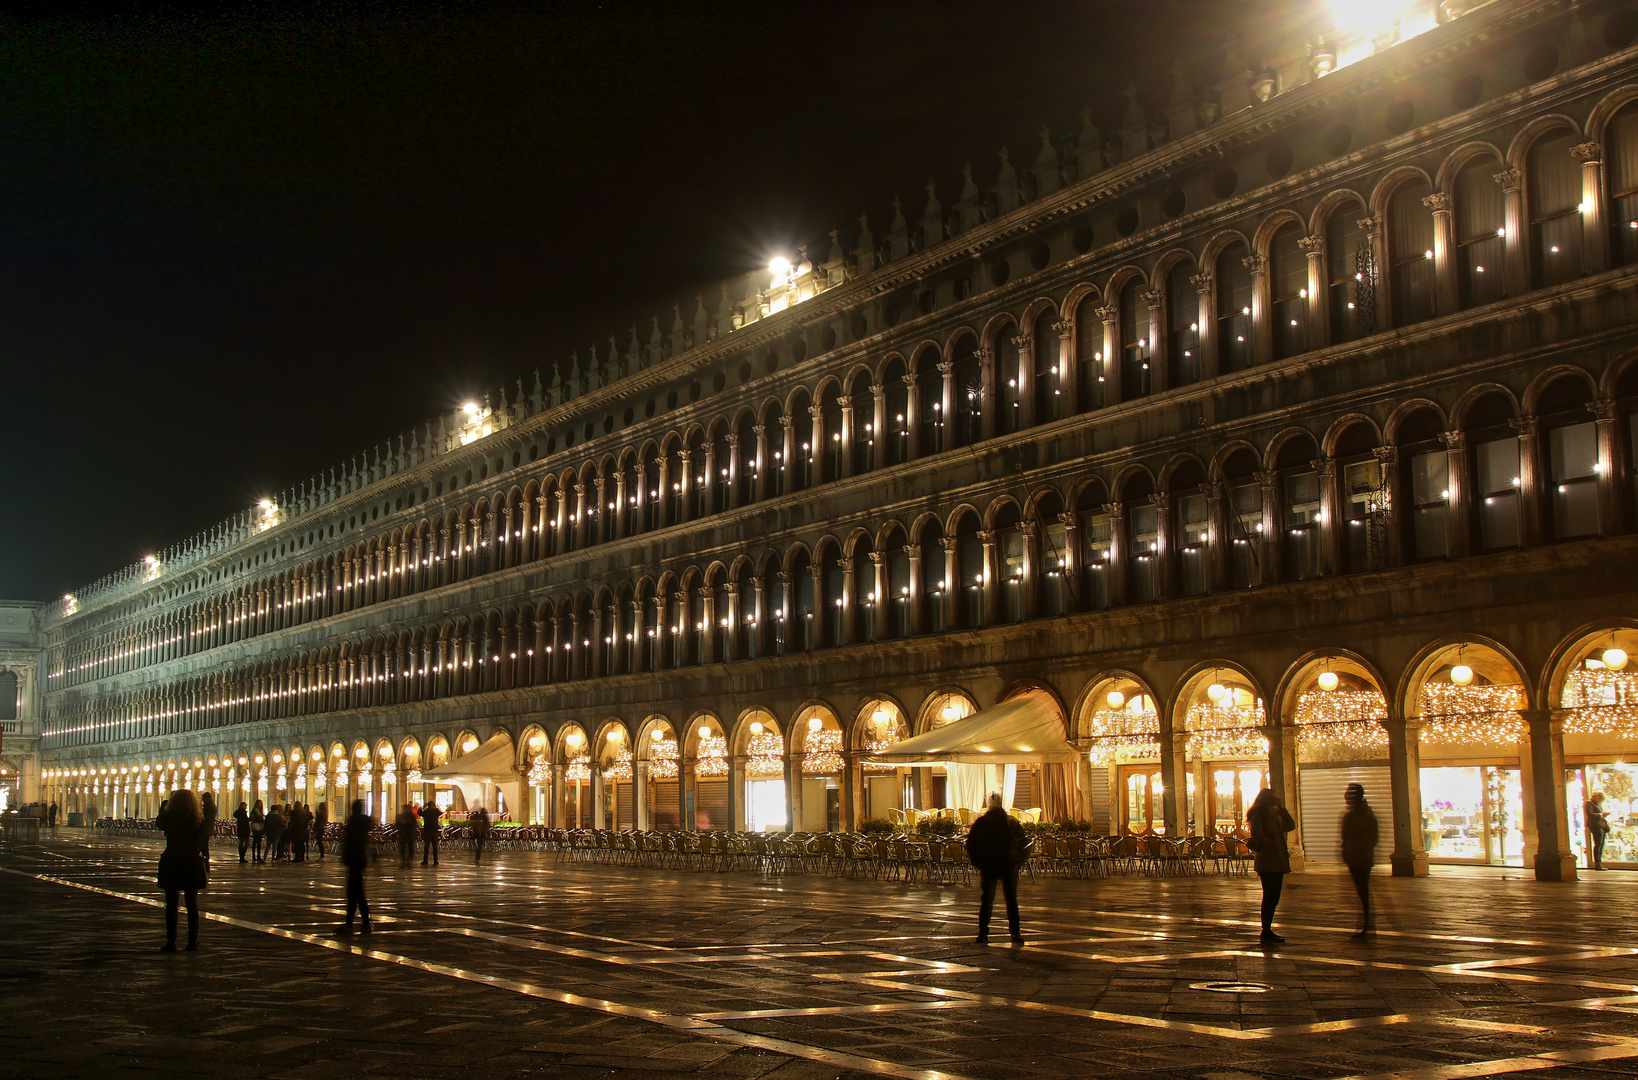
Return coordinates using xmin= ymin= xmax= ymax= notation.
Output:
xmin=1522 ymin=364 xmax=1600 ymax=415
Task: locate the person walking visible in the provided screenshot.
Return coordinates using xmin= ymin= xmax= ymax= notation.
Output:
xmin=313 ymin=802 xmax=329 ymax=860
xmin=964 ymin=793 xmax=1026 ymax=945
xmin=471 ymin=805 xmax=490 ymax=866
xmin=233 ymin=801 xmax=251 ymax=863
xmin=395 ymin=804 xmax=418 ymax=868
xmin=420 ymin=801 xmax=442 ymax=866
xmin=1340 ymin=782 xmax=1380 ymax=940
xmin=250 ymin=800 xmax=266 ymax=862
xmin=288 ymin=803 xmax=310 ymax=863
xmin=155 ymin=789 xmax=208 ymax=952
xmin=48 ymin=801 xmax=57 ymax=827
xmin=1586 ymin=791 xmax=1610 ymax=871
xmin=263 ymin=802 xmax=285 ymax=863
xmin=340 ymin=799 xmax=373 ymax=934
xmin=198 ymin=792 xmax=218 ymax=873
xmin=1248 ymin=789 xmax=1298 ymax=945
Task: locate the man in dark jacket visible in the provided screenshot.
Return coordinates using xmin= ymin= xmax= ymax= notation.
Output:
xmin=233 ymin=801 xmax=251 ymax=862
xmin=1586 ymin=792 xmax=1610 ymax=870
xmin=964 ymin=794 xmax=1026 ymax=945
xmin=420 ymin=801 xmax=443 ymax=866
xmin=1340 ymin=783 xmax=1380 ymax=940
xmin=288 ymin=803 xmax=310 ymax=863
xmin=340 ymin=799 xmax=373 ymax=934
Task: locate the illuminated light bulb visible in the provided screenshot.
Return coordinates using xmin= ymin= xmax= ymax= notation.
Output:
xmin=699 ymin=725 xmax=712 ymax=739
xmin=606 ymin=728 xmax=622 ymax=743
xmin=1207 ymin=683 xmax=1226 ymax=701
xmin=1603 ymin=647 xmax=1629 ymax=671
xmin=1450 ymin=664 xmax=1474 ymax=686
xmin=1106 ymin=690 xmax=1126 ymax=709
xmin=461 ymin=737 xmax=478 ymax=752
xmin=808 ymin=717 xmax=823 ymax=732
xmin=1317 ymin=670 xmax=1339 ymax=692
xmin=941 ymin=705 xmax=960 ymax=721
xmin=749 ymin=721 xmax=763 ymax=734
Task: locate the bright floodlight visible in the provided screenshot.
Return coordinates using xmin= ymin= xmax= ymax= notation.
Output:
xmin=1317 ymin=671 xmax=1340 ymax=691
xmin=769 ymin=256 xmax=791 ymax=278
xmin=1331 ymin=0 xmax=1416 ymax=32
xmin=1604 ymin=647 xmax=1629 ymax=671
xmin=462 ymin=401 xmax=480 ymax=416
xmin=1106 ymin=690 xmax=1125 ymax=709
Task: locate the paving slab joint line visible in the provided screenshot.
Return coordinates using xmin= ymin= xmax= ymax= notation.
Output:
xmin=0 ymin=865 xmax=980 ymax=1080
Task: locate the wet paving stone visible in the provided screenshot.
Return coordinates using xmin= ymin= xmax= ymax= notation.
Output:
xmin=7 ymin=833 xmax=1638 ymax=1078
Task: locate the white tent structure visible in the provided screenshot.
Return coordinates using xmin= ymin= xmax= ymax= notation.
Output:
xmin=865 ymin=691 xmax=1081 ymax=817
xmin=417 ymin=734 xmax=519 ymax=816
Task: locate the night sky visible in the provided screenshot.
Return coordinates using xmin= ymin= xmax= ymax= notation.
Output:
xmin=0 ymin=1 xmax=1283 ymax=602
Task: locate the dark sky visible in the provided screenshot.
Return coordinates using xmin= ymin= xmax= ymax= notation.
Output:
xmin=0 ymin=0 xmax=1281 ymax=602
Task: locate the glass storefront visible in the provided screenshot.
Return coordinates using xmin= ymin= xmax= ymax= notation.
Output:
xmin=1567 ymin=762 xmax=1638 ymax=867
xmin=1419 ymin=765 xmax=1523 ymax=865
xmin=1208 ymin=765 xmax=1266 ymax=834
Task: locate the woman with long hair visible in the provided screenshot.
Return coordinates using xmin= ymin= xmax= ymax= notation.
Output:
xmin=1247 ymin=788 xmax=1297 ymax=945
xmin=156 ymin=789 xmax=208 ymax=952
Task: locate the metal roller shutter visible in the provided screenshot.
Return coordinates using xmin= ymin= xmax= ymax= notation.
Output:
xmin=651 ymin=781 xmax=680 ymax=830
xmin=695 ymin=780 xmax=729 ymax=830
xmin=1298 ymin=763 xmax=1390 ymax=864
xmin=1086 ymin=765 xmax=1111 ymax=833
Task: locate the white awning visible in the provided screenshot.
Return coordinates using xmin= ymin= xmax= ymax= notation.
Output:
xmin=864 ymin=691 xmax=1077 ymax=765
xmin=419 ymin=735 xmax=517 ymax=783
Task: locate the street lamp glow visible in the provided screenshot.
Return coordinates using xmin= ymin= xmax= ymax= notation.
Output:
xmin=769 ymin=256 xmax=791 ymax=280
xmin=462 ymin=401 xmax=480 ymax=416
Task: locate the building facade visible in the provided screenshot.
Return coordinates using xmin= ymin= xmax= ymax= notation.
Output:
xmin=32 ymin=0 xmax=1638 ymax=880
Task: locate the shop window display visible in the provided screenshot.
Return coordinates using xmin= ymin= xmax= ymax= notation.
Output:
xmin=1419 ymin=765 xmax=1523 ymax=865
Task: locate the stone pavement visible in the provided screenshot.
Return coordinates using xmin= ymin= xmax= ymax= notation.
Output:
xmin=5 ymin=832 xmax=1638 ymax=1079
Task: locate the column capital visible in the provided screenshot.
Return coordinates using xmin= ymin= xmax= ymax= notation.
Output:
xmin=1298 ymin=233 xmax=1326 ymax=255
xmin=1056 ymin=510 xmax=1078 ymax=528
xmin=1356 ymin=214 xmax=1381 ymax=234
xmin=1094 ymin=303 xmax=1119 ymax=324
xmin=974 ymin=345 xmax=993 ymax=363
xmin=1372 ymin=445 xmax=1398 ymax=466
xmin=1242 ymin=253 xmax=1268 ymax=276
xmin=867 ymin=551 xmax=885 ymax=566
xmin=1011 ymin=332 xmax=1033 ymax=351
xmin=1311 ymin=456 xmax=1335 ymax=479
xmin=1190 ymin=271 xmax=1213 ymax=292
xmin=1588 ymin=397 xmax=1619 ymax=422
xmin=1571 ymin=140 xmax=1602 ymax=164
xmin=1254 ymin=469 xmax=1277 ymax=489
xmin=1493 ymin=166 xmax=1522 ymax=192
xmin=1140 ymin=288 xmax=1163 ymax=311
xmin=1420 ymin=191 xmax=1451 ymax=214
xmin=752 ymin=423 xmax=766 ymax=436
xmin=938 ymin=535 xmax=960 ymax=551
xmin=1052 ymin=318 xmax=1074 ymax=338
xmin=1439 ymin=429 xmax=1466 ymax=451
xmin=808 ymin=404 xmax=824 ymax=420
xmin=937 ymin=358 xmax=955 ymax=375
xmin=835 ymin=395 xmax=852 ymax=409
xmin=1510 ymin=413 xmax=1539 ymax=438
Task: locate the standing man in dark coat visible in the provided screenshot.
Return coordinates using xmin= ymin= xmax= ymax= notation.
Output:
xmin=48 ymin=801 xmax=57 ymax=827
xmin=1340 ymin=782 xmax=1380 ymax=939
xmin=964 ymin=794 xmax=1026 ymax=945
xmin=420 ymin=801 xmax=443 ymax=866
xmin=288 ymin=803 xmax=310 ymax=863
xmin=262 ymin=802 xmax=285 ymax=863
xmin=313 ymin=801 xmax=329 ymax=860
xmin=233 ymin=801 xmax=251 ymax=862
xmin=339 ymin=799 xmax=373 ymax=934
xmin=1586 ymin=792 xmax=1610 ymax=871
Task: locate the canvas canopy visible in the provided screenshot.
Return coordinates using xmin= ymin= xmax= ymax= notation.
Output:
xmin=418 ymin=734 xmax=516 ymax=783
xmin=864 ymin=691 xmax=1078 ymax=765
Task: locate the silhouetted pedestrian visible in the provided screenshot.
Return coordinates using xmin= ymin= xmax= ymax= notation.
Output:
xmin=964 ymin=794 xmax=1026 ymax=945
xmin=198 ymin=792 xmax=218 ymax=873
xmin=471 ymin=805 xmax=490 ymax=865
xmin=313 ymin=802 xmax=328 ymax=860
xmin=1248 ymin=789 xmax=1297 ymax=945
xmin=288 ymin=803 xmax=310 ymax=863
xmin=234 ymin=801 xmax=251 ymax=862
xmin=250 ymin=800 xmax=266 ymax=862
xmin=395 ymin=804 xmax=417 ymax=867
xmin=48 ymin=801 xmax=57 ymax=827
xmin=155 ymin=789 xmax=207 ymax=952
xmin=1586 ymin=792 xmax=1610 ymax=870
xmin=421 ymin=801 xmax=442 ymax=865
xmin=263 ymin=803 xmax=285 ymax=863
xmin=340 ymin=799 xmax=373 ymax=934
xmin=1341 ymin=782 xmax=1379 ymax=939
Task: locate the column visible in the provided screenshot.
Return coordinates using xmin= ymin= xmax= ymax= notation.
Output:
xmin=1244 ymin=253 xmax=1270 ymax=366
xmin=1591 ymin=399 xmax=1622 ymax=536
xmin=1151 ymin=493 xmax=1173 ymax=600
xmin=1013 ymin=331 xmax=1034 ymax=429
xmin=1513 ymin=414 xmax=1542 ymax=547
xmin=1104 ymin=503 xmax=1127 ymax=607
xmin=786 ymin=750 xmax=804 ymax=834
xmin=573 ymin=483 xmax=590 ymax=548
xmin=752 ymin=424 xmax=769 ymax=502
xmin=1192 ymin=272 xmax=1218 ymax=379
xmin=698 ymin=587 xmax=715 ymax=664
xmin=777 ymin=572 xmax=795 ymax=652
xmin=839 ymin=557 xmax=858 ymax=645
xmin=869 ymin=383 xmax=888 ymax=469
xmin=1257 ymin=470 xmax=1281 ymax=584
xmin=1418 ymin=193 xmax=1456 ymax=318
xmin=729 ymin=754 xmax=746 ymax=831
xmin=1386 ymin=713 xmax=1428 ymax=877
xmin=778 ymin=418 xmax=795 ymax=495
xmin=976 ymin=346 xmax=996 ymax=441
xmin=1495 ymin=167 xmax=1528 ymax=298
xmin=807 ymin=404 xmax=824 ymax=486
xmin=1441 ymin=431 xmax=1471 ymax=557
xmin=1096 ymin=303 xmax=1120 ymax=405
xmin=676 ymin=451 xmax=693 ymax=523
xmin=1373 ymin=446 xmax=1404 ymax=567
xmin=976 ymin=533 xmax=999 ymax=625
xmin=614 ymin=468 xmax=629 ymax=539
xmin=724 ymin=433 xmax=740 ymax=509
xmin=1054 ymin=319 xmax=1077 ymax=416
xmin=1524 ymin=709 xmax=1577 ymax=881
xmin=593 ymin=476 xmax=609 ymax=544
xmin=654 ymin=456 xmax=672 ymax=528
xmin=836 ymin=398 xmax=853 ymax=479
xmin=903 ymin=375 xmax=922 ymax=460
xmin=906 ymin=544 xmax=923 ymax=636
xmin=1056 ymin=513 xmax=1081 ymax=613
xmin=842 ymin=752 xmax=863 ymax=833
xmin=1142 ymin=289 xmax=1165 ymax=396
xmin=938 ymin=359 xmax=956 ymax=450
xmin=1573 ymin=141 xmax=1608 ymax=276
xmin=1299 ymin=234 xmax=1330 ymax=348
xmin=1162 ymin=731 xmax=1188 ymax=836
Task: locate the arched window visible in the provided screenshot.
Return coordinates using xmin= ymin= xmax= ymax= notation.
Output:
xmin=955 ymin=515 xmax=985 ymax=627
xmin=713 ymin=578 xmax=732 ymax=661
xmin=1607 ymin=102 xmax=1638 ymax=266
xmin=1216 ymin=244 xmax=1252 ymax=372
xmin=663 ymin=443 xmax=684 ymax=524
xmin=785 ymin=391 xmax=811 ymax=493
xmin=685 ymin=429 xmax=708 ymax=517
xmin=1332 ymin=422 xmax=1385 ymax=574
xmin=1074 ymin=294 xmax=1103 ymax=411
xmin=1397 ymin=408 xmax=1448 ymax=561
xmin=1277 ymin=436 xmax=1321 ymax=581
xmin=1326 ymin=206 xmax=1369 ymax=345
xmin=1223 ymin=451 xmax=1262 ymax=589
xmin=1122 ymin=477 xmax=1158 ymax=604
xmin=876 ymin=527 xmax=910 ymax=639
xmin=762 ymin=402 xmax=786 ymax=497
xmin=790 ymin=551 xmax=814 ymax=652
xmin=819 ymin=391 xmax=844 ymax=483
xmin=821 ymin=549 xmax=844 ymax=648
xmin=1387 ymin=179 xmax=1436 ymax=327
xmin=712 ymin=424 xmax=733 ymax=513
xmin=1169 ymin=461 xmax=1209 ymax=596
xmin=622 ymin=456 xmax=641 ymax=535
xmin=1463 ymin=393 xmax=1521 ymax=551
xmin=1537 ymin=377 xmax=1600 ymax=541
xmin=993 ymin=507 xmax=1026 ymax=622
xmin=951 ymin=336 xmax=983 ymax=446
xmin=919 ymin=524 xmax=947 ymax=633
xmin=1269 ymin=222 xmax=1308 ymax=359
xmin=1036 ymin=492 xmax=1068 ymax=617
xmin=852 ymin=535 xmax=877 ymax=642
xmin=734 ymin=564 xmax=756 ymax=659
xmin=917 ymin=355 xmax=941 ymax=455
xmin=1033 ymin=311 xmax=1060 ymax=423
xmin=1078 ymin=497 xmax=1111 ymax=610
xmin=1454 ymin=157 xmax=1506 ymax=307
xmin=600 ymin=595 xmax=618 ymax=676
xmin=1166 ymin=263 xmax=1200 ymax=387
xmin=997 ymin=329 xmax=1022 ymax=433
xmin=1119 ymin=280 xmax=1148 ymax=400
xmin=1528 ymin=130 xmax=1583 ymax=288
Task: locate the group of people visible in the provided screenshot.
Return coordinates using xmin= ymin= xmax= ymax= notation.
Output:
xmin=232 ymin=799 xmax=329 ymax=864
xmin=962 ymin=784 xmax=1382 ymax=947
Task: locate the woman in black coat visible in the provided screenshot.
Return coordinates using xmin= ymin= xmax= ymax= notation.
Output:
xmin=233 ymin=801 xmax=251 ymax=862
xmin=1247 ymin=788 xmax=1298 ymax=945
xmin=156 ymin=789 xmax=208 ymax=952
